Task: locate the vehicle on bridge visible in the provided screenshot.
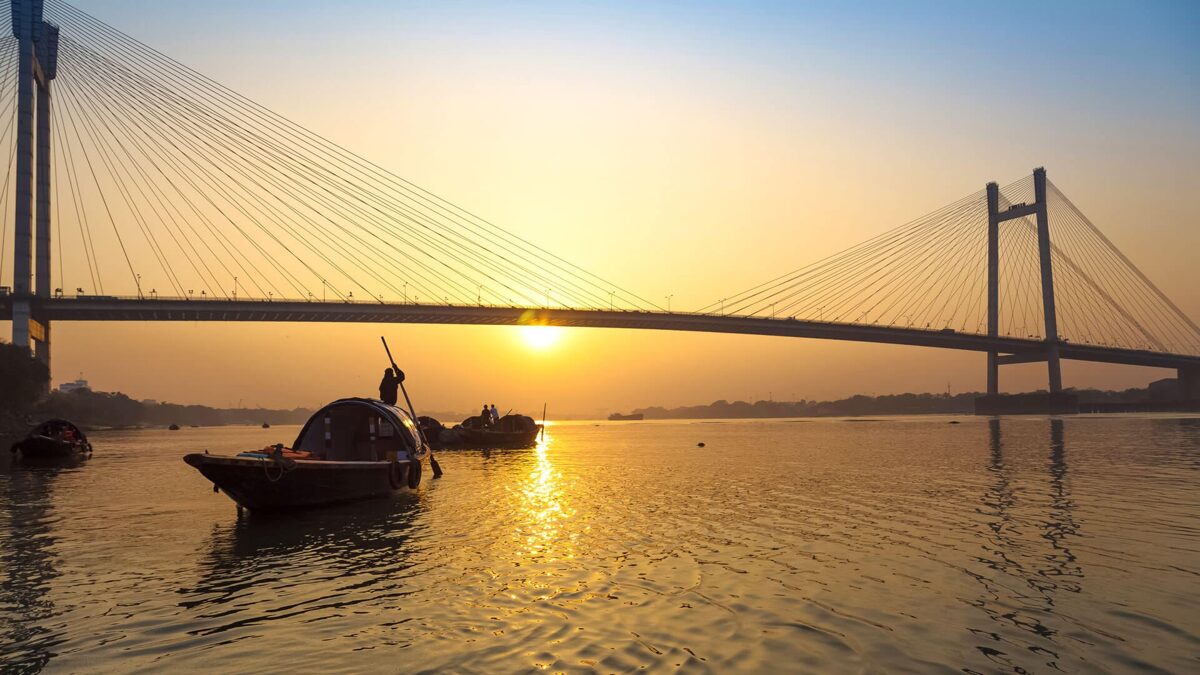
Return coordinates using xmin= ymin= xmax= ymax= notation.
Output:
xmin=184 ymin=398 xmax=430 ymax=514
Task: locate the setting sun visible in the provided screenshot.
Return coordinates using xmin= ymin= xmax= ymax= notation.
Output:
xmin=517 ymin=325 xmax=565 ymax=351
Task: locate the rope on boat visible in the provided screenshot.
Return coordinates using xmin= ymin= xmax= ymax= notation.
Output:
xmin=263 ymin=443 xmax=298 ymax=483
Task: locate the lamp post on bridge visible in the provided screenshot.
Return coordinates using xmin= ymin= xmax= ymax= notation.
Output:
xmin=666 ymin=294 xmax=673 ymax=313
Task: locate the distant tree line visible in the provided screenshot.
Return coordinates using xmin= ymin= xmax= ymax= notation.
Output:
xmin=1 ymin=342 xmax=312 ymax=431
xmin=39 ymin=388 xmax=314 ymax=429
xmin=631 ymin=384 xmax=1172 ymax=420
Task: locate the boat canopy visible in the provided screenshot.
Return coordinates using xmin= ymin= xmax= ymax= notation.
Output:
xmin=33 ymin=418 xmax=88 ymax=440
xmin=293 ymin=398 xmax=424 ymax=462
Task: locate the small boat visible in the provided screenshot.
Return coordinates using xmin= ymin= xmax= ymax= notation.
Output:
xmin=168 ymin=423 xmax=180 ymax=431
xmin=460 ymin=414 xmax=542 ymax=449
xmin=10 ymin=419 xmax=93 ymax=458
xmin=184 ymin=398 xmax=430 ymax=513
xmin=607 ymin=412 xmax=644 ymax=421
xmin=262 ymin=422 xmax=271 ymax=429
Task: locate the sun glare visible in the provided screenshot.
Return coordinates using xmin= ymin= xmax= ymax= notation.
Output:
xmin=518 ymin=325 xmax=564 ymax=351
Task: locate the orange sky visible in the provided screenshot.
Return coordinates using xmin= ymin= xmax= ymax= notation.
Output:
xmin=4 ymin=1 xmax=1199 ymax=415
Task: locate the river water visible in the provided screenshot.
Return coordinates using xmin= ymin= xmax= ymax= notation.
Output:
xmin=1 ymin=415 xmax=1197 ymax=673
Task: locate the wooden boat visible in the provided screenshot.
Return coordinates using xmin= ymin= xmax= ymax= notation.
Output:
xmin=9 ymin=419 xmax=93 ymax=458
xmin=607 ymin=412 xmax=644 ymax=421
xmin=184 ymin=398 xmax=430 ymax=513
xmin=460 ymin=414 xmax=542 ymax=449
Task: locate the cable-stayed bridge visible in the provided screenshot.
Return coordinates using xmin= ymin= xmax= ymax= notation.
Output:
xmin=0 ymin=0 xmax=1198 ymax=399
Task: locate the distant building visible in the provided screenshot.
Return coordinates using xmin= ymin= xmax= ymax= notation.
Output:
xmin=58 ymin=378 xmax=90 ymax=393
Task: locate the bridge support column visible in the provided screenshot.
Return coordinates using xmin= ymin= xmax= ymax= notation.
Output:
xmin=986 ymin=182 xmax=1000 ymax=395
xmin=1032 ymin=167 xmax=1062 ymax=393
xmin=33 ymin=24 xmax=55 ymax=368
xmin=10 ymin=0 xmax=39 ymax=350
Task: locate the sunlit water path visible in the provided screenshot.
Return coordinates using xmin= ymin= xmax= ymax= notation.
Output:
xmin=2 ymin=415 xmax=1197 ymax=672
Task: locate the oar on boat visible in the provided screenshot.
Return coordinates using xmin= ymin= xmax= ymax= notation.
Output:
xmin=381 ymin=336 xmax=443 ymax=478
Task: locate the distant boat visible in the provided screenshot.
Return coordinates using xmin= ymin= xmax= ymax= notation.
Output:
xmin=168 ymin=423 xmax=181 ymax=431
xmin=10 ymin=419 xmax=93 ymax=459
xmin=607 ymin=412 xmax=644 ymax=421
xmin=262 ymin=422 xmax=270 ymax=428
xmin=183 ymin=398 xmax=430 ymax=514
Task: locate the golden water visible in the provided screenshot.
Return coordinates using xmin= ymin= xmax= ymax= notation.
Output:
xmin=2 ymin=415 xmax=1197 ymax=672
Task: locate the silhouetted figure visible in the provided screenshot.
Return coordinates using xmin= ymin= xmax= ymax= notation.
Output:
xmin=490 ymin=404 xmax=500 ymax=425
xmin=480 ymin=404 xmax=491 ymax=427
xmin=379 ymin=368 xmax=402 ymax=406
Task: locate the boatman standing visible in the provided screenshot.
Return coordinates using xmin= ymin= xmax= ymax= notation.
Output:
xmin=379 ymin=368 xmax=402 ymax=406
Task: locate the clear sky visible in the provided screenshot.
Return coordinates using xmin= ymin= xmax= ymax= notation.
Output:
xmin=5 ymin=0 xmax=1199 ymax=415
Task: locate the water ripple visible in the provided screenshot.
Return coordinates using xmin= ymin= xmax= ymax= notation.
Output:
xmin=0 ymin=416 xmax=1197 ymax=671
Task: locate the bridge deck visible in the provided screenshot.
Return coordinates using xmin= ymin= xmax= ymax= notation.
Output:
xmin=3 ymin=296 xmax=1198 ymax=370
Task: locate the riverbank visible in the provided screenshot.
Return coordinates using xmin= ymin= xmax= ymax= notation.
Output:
xmin=629 ymin=380 xmax=1188 ymax=419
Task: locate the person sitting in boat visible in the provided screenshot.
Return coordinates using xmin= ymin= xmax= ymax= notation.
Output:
xmin=490 ymin=404 xmax=500 ymax=426
xmin=379 ymin=368 xmax=402 ymax=406
xmin=480 ymin=404 xmax=492 ymax=427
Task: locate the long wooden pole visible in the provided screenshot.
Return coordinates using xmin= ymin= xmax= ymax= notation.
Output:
xmin=380 ymin=336 xmax=442 ymax=478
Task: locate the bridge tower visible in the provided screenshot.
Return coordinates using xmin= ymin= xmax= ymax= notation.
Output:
xmin=9 ymin=0 xmax=58 ymax=372
xmin=985 ymin=167 xmax=1062 ymax=395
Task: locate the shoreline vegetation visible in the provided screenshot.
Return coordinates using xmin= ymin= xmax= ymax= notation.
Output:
xmin=8 ymin=384 xmax=1179 ymax=435
xmin=2 ymin=340 xmax=1186 ymax=434
xmin=627 ymin=386 xmax=1171 ymax=420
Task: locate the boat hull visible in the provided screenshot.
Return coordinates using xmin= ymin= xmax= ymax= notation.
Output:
xmin=460 ymin=427 xmax=541 ymax=449
xmin=11 ymin=435 xmax=92 ymax=458
xmin=184 ymin=454 xmax=418 ymax=512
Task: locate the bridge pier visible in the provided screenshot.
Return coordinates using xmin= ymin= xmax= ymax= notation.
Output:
xmin=9 ymin=0 xmax=56 ymax=377
xmin=10 ymin=0 xmax=38 ymax=350
xmin=986 ymin=182 xmax=1000 ymax=395
xmin=1032 ymin=168 xmax=1063 ymax=393
xmin=983 ymin=168 xmax=1063 ymax=396
xmin=34 ymin=21 xmax=55 ymax=368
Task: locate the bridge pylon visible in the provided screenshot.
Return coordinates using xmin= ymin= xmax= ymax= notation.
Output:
xmin=9 ymin=0 xmax=57 ymax=375
xmin=985 ymin=167 xmax=1062 ymax=395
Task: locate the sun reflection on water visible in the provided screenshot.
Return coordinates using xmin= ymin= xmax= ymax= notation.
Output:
xmin=513 ymin=430 xmax=576 ymax=562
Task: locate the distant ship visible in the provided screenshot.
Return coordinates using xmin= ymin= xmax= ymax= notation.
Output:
xmin=607 ymin=412 xmax=644 ymax=421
